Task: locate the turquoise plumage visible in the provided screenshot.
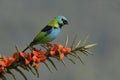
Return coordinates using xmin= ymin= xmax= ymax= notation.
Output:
xmin=23 ymin=16 xmax=68 ymax=52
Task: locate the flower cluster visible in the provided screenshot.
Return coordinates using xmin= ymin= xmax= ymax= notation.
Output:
xmin=0 ymin=38 xmax=96 ymax=80
xmin=0 ymin=43 xmax=72 ymax=73
xmin=49 ymin=44 xmax=71 ymax=60
xmin=0 ymin=56 xmax=15 ymax=72
xmin=20 ymin=49 xmax=47 ymax=69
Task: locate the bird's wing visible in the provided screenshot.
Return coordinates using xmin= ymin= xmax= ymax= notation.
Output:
xmin=41 ymin=26 xmax=53 ymax=34
xmin=30 ymin=26 xmax=53 ymax=45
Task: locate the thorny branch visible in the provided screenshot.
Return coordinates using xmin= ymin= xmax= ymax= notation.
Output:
xmin=0 ymin=36 xmax=97 ymax=80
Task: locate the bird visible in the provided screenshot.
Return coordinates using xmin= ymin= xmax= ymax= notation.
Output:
xmin=23 ymin=16 xmax=68 ymax=52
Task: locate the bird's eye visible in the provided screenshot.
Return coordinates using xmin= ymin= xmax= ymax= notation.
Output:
xmin=61 ymin=18 xmax=68 ymax=24
xmin=62 ymin=18 xmax=64 ymax=21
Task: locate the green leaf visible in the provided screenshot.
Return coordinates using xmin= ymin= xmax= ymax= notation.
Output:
xmin=61 ymin=60 xmax=66 ymax=67
xmin=47 ymin=58 xmax=58 ymax=71
xmin=7 ymin=70 xmax=16 ymax=80
xmin=27 ymin=65 xmax=36 ymax=76
xmin=70 ymin=35 xmax=77 ymax=49
xmin=72 ymin=52 xmax=84 ymax=64
xmin=0 ymin=73 xmax=7 ymax=80
xmin=64 ymin=35 xmax=68 ymax=47
xmin=15 ymin=68 xmax=27 ymax=80
xmin=65 ymin=55 xmax=76 ymax=64
xmin=43 ymin=61 xmax=52 ymax=72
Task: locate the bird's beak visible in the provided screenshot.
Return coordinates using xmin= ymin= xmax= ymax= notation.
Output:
xmin=64 ymin=20 xmax=69 ymax=25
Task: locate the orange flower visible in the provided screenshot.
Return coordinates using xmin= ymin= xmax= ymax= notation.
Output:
xmin=0 ymin=61 xmax=6 ymax=72
xmin=33 ymin=62 xmax=39 ymax=69
xmin=13 ymin=52 xmax=19 ymax=59
xmin=32 ymin=56 xmax=40 ymax=69
xmin=57 ymin=44 xmax=64 ymax=50
xmin=32 ymin=50 xmax=47 ymax=62
xmin=32 ymin=49 xmax=47 ymax=69
xmin=12 ymin=52 xmax=33 ymax=65
xmin=49 ymin=44 xmax=63 ymax=56
xmin=49 ymin=44 xmax=58 ymax=56
xmin=60 ymin=53 xmax=64 ymax=60
xmin=49 ymin=43 xmax=71 ymax=60
xmin=2 ymin=56 xmax=15 ymax=67
xmin=0 ymin=55 xmax=15 ymax=72
xmin=32 ymin=56 xmax=40 ymax=63
xmin=61 ymin=48 xmax=71 ymax=54
xmin=20 ymin=52 xmax=26 ymax=58
xmin=19 ymin=52 xmax=33 ymax=65
xmin=25 ymin=52 xmax=32 ymax=65
xmin=50 ymin=50 xmax=56 ymax=56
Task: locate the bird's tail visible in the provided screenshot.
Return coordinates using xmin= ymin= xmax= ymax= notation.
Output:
xmin=22 ymin=46 xmax=29 ymax=52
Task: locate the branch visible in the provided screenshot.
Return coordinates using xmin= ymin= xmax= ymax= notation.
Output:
xmin=0 ymin=36 xmax=97 ymax=80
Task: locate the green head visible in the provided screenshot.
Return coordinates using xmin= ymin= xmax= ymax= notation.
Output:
xmin=48 ymin=16 xmax=68 ymax=28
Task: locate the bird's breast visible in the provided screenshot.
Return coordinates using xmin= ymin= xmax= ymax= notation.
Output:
xmin=47 ymin=28 xmax=61 ymax=40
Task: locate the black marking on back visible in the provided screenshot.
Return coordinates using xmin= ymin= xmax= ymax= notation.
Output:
xmin=41 ymin=26 xmax=58 ymax=34
xmin=41 ymin=26 xmax=52 ymax=34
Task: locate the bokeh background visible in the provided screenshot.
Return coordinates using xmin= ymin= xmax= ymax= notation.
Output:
xmin=0 ymin=0 xmax=120 ymax=80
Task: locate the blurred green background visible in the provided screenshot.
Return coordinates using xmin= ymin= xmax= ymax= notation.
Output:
xmin=0 ymin=0 xmax=120 ymax=80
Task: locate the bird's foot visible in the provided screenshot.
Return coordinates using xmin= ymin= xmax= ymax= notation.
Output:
xmin=46 ymin=43 xmax=53 ymax=47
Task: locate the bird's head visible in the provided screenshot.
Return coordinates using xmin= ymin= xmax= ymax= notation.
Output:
xmin=47 ymin=16 xmax=68 ymax=28
xmin=55 ymin=16 xmax=68 ymax=28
